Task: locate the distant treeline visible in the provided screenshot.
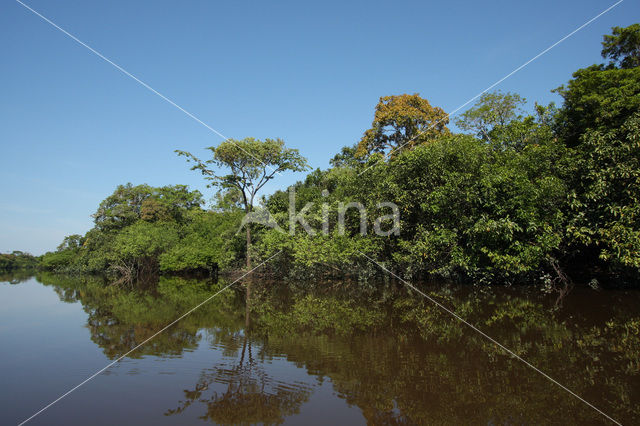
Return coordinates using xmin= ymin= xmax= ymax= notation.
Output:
xmin=30 ymin=24 xmax=640 ymax=287
xmin=0 ymin=251 xmax=38 ymax=272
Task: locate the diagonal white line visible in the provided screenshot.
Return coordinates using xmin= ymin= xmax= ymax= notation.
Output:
xmin=14 ymin=0 xmax=627 ymax=424
xmin=15 ymin=0 xmax=279 ymax=174
xmin=357 ymin=0 xmax=624 ymax=177
xmin=18 ymin=250 xmax=282 ymax=426
xmin=357 ymin=251 xmax=621 ymax=425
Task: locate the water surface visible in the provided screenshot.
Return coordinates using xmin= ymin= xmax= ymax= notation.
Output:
xmin=0 ymin=273 xmax=638 ymax=425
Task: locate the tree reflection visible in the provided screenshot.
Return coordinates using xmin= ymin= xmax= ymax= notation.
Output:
xmin=0 ymin=271 xmax=35 ymax=285
xmin=30 ymin=273 xmax=640 ymax=424
xmin=166 ymin=333 xmax=312 ymax=425
xmin=249 ymin=287 xmax=640 ymax=424
xmin=36 ymin=273 xmax=246 ymax=358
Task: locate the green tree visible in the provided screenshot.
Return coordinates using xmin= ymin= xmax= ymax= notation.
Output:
xmin=567 ymin=113 xmax=640 ymax=271
xmin=552 ymin=25 xmax=640 ymax=280
xmin=177 ymin=137 xmax=309 ymax=269
xmin=458 ymin=94 xmax=560 ymax=153
xmin=56 ymin=234 xmax=85 ymax=251
xmin=456 ymin=91 xmax=526 ymax=142
xmin=329 ymin=144 xmax=363 ymax=168
xmin=112 ymin=221 xmax=180 ymax=279
xmin=384 ymin=133 xmax=567 ymax=283
xmin=42 ymin=184 xmax=206 ymax=275
xmin=93 ymin=183 xmax=203 ymax=231
xmin=92 ymin=183 xmax=152 ymax=231
xmin=554 ymin=65 xmax=640 ymax=147
xmin=602 ymin=23 xmax=640 ymax=69
xmin=554 ymin=25 xmax=640 ymax=147
xmin=160 ymin=210 xmax=243 ymax=272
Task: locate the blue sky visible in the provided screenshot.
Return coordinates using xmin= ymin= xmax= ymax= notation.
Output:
xmin=1 ymin=0 xmax=637 ymax=254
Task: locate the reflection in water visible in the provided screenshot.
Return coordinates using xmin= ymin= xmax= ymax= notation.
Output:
xmin=15 ymin=273 xmax=640 ymax=424
xmin=0 ymin=270 xmax=33 ymax=285
xmin=167 ymin=334 xmax=312 ymax=424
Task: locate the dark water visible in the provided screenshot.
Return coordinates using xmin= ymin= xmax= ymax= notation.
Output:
xmin=0 ymin=273 xmax=638 ymax=425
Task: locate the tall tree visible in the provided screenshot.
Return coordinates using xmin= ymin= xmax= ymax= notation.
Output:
xmin=554 ymin=65 xmax=640 ymax=147
xmin=457 ymin=92 xmax=559 ymax=152
xmin=555 ymin=24 xmax=640 ymax=280
xmin=356 ymin=94 xmax=449 ymax=158
xmin=554 ymin=24 xmax=640 ymax=147
xmin=176 ymin=137 xmax=309 ymax=269
xmin=602 ymin=23 xmax=640 ymax=69
xmin=456 ymin=91 xmax=526 ymax=142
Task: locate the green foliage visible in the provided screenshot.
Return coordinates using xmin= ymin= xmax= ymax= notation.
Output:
xmin=253 ymin=294 xmax=384 ymax=336
xmin=554 ymin=47 xmax=640 ymax=147
xmin=567 ymin=113 xmax=640 ymax=269
xmin=40 ymin=184 xmax=240 ymax=276
xmin=549 ymin=25 xmax=640 ymax=278
xmin=113 ymin=221 xmax=179 ymax=260
xmin=177 ymin=137 xmax=309 ymax=212
xmin=329 ymin=144 xmax=363 ymax=168
xmin=387 ymin=131 xmax=567 ymax=283
xmin=602 ymin=24 xmax=640 ymax=69
xmin=456 ymin=91 xmax=526 ymax=142
xmin=56 ymin=234 xmax=84 ymax=251
xmin=34 ymin=25 xmax=640 ymax=286
xmin=256 ymin=229 xmax=383 ymax=280
xmin=160 ymin=210 xmax=243 ymax=272
xmin=93 ymin=183 xmax=203 ymax=231
xmin=40 ymin=248 xmax=80 ymax=270
xmin=177 ymin=137 xmax=310 ymax=268
xmin=0 ymin=251 xmax=38 ymax=272
xmin=251 ymin=103 xmax=570 ymax=284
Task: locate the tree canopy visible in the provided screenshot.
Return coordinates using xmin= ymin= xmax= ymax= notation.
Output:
xmin=602 ymin=23 xmax=640 ymax=69
xmin=93 ymin=183 xmax=203 ymax=231
xmin=177 ymin=138 xmax=309 ymax=213
xmin=356 ymin=94 xmax=450 ymax=158
xmin=30 ymin=24 xmax=640 ymax=288
xmin=177 ymin=137 xmax=309 ymax=270
xmin=456 ymin=91 xmax=525 ymax=142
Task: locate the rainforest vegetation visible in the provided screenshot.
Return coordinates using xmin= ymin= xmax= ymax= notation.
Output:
xmin=13 ymin=24 xmax=638 ymax=288
xmin=0 ymin=251 xmax=38 ymax=272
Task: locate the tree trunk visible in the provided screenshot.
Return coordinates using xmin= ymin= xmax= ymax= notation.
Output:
xmin=246 ymin=225 xmax=251 ymax=270
xmin=245 ymin=224 xmax=252 ymax=328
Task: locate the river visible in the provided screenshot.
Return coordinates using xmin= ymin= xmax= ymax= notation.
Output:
xmin=1 ymin=272 xmax=638 ymax=425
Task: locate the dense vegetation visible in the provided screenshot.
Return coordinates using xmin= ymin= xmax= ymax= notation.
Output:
xmin=31 ymin=25 xmax=640 ymax=288
xmin=0 ymin=251 xmax=38 ymax=272
xmin=39 ymin=184 xmax=243 ymax=278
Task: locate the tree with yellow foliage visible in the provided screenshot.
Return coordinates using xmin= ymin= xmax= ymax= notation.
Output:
xmin=356 ymin=93 xmax=449 ymax=158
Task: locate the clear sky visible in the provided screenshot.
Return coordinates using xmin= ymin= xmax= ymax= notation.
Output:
xmin=1 ymin=0 xmax=637 ymax=255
